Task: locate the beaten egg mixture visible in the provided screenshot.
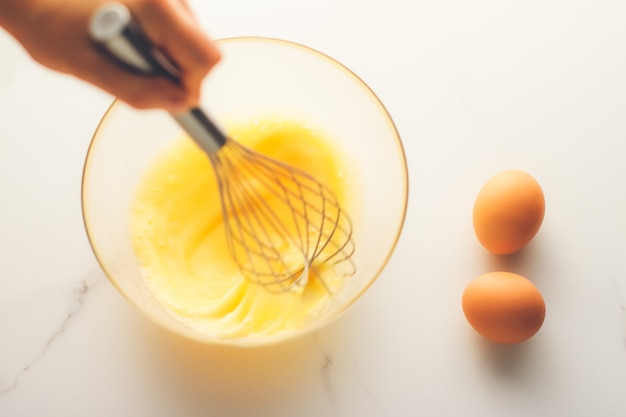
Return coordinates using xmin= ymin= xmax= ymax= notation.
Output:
xmin=130 ymin=118 xmax=352 ymax=340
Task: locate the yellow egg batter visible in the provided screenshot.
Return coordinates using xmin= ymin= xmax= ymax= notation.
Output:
xmin=130 ymin=117 xmax=352 ymax=340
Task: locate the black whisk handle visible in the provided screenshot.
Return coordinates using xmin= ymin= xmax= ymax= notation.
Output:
xmin=89 ymin=2 xmax=227 ymax=154
xmin=89 ymin=2 xmax=181 ymax=83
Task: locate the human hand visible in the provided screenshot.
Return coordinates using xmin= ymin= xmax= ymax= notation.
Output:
xmin=0 ymin=0 xmax=221 ymax=111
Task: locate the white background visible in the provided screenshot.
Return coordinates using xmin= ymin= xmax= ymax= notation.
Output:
xmin=1 ymin=0 xmax=626 ymax=415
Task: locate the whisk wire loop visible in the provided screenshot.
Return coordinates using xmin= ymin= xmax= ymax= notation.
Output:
xmin=210 ymin=139 xmax=355 ymax=292
xmin=212 ymin=152 xmax=298 ymax=291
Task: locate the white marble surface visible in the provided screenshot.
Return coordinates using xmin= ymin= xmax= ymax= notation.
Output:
xmin=2 ymin=0 xmax=626 ymax=415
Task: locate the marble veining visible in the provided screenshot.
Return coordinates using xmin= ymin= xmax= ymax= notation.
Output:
xmin=356 ymin=378 xmax=384 ymax=411
xmin=311 ymin=333 xmax=339 ymax=416
xmin=313 ymin=333 xmax=385 ymax=416
xmin=320 ymin=348 xmax=337 ymax=408
xmin=0 ymin=270 xmax=104 ymax=397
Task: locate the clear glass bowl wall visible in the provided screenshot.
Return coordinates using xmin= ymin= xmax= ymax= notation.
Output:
xmin=82 ymin=37 xmax=408 ymax=346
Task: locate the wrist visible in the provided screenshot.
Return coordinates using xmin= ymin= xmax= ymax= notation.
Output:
xmin=0 ymin=0 xmax=38 ymax=38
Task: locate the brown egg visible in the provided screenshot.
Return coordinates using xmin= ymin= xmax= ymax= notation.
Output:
xmin=473 ymin=170 xmax=545 ymax=255
xmin=462 ymin=272 xmax=545 ymax=344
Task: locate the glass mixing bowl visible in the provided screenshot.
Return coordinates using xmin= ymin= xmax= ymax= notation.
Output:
xmin=82 ymin=37 xmax=408 ymax=346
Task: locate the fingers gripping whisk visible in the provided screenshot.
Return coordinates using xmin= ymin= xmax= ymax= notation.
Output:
xmin=211 ymin=139 xmax=356 ymax=293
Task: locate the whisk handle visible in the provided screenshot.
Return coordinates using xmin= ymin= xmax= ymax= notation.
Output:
xmin=89 ymin=2 xmax=226 ymax=154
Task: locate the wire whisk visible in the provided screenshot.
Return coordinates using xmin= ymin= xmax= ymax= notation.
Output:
xmin=212 ymin=139 xmax=355 ymax=292
xmin=90 ymin=2 xmax=356 ymax=293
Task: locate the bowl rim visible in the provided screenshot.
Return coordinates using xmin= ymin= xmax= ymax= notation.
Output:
xmin=81 ymin=36 xmax=409 ymax=346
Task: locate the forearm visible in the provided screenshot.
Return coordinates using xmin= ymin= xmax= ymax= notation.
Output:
xmin=0 ymin=0 xmax=46 ymax=39
xmin=0 ymin=0 xmax=24 ymax=22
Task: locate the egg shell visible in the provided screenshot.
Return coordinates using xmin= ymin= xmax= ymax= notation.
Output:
xmin=473 ymin=170 xmax=545 ymax=255
xmin=462 ymin=271 xmax=546 ymax=344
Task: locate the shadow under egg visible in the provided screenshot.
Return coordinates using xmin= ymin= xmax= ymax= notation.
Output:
xmin=476 ymin=336 xmax=534 ymax=376
xmin=483 ymin=237 xmax=550 ymax=284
